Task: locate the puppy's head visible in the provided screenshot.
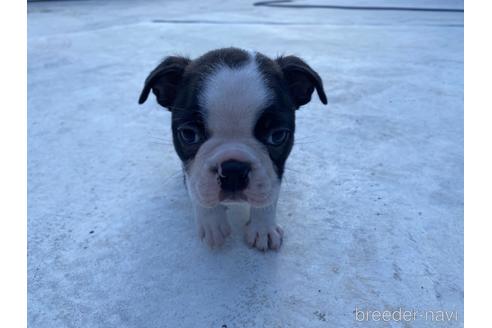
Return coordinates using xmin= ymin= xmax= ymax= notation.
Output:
xmin=139 ymin=48 xmax=327 ymax=208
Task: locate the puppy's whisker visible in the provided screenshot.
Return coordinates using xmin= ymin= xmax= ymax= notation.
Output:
xmin=294 ymin=140 xmax=316 ymax=144
xmin=169 ymin=104 xmax=196 ymax=113
xmin=147 ymin=135 xmax=173 ymax=145
xmin=149 ymin=141 xmax=173 ymax=147
xmin=295 ymin=140 xmax=318 ymax=145
xmin=148 ymin=134 xmax=166 ymax=139
xmin=168 ymin=105 xmax=186 ymax=111
xmin=294 ymin=135 xmax=318 ymax=142
xmin=283 ymin=166 xmax=302 ymax=174
xmin=147 ymin=134 xmax=169 ymax=140
xmin=295 ymin=135 xmax=316 ymax=140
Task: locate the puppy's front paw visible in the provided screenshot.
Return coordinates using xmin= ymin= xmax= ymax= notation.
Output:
xmin=245 ymin=221 xmax=284 ymax=251
xmin=198 ymin=218 xmax=231 ymax=248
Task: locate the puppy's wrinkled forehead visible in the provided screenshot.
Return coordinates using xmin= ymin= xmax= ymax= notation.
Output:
xmin=198 ymin=56 xmax=272 ymax=136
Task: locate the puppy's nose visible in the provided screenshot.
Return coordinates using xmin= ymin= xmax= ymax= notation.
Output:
xmin=218 ymin=160 xmax=251 ymax=192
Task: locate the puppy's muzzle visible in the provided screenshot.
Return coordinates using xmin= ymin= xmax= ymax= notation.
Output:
xmin=218 ymin=160 xmax=251 ymax=192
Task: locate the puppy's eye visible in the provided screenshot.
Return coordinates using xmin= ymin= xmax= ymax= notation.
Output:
xmin=267 ymin=128 xmax=290 ymax=146
xmin=178 ymin=127 xmax=201 ymax=144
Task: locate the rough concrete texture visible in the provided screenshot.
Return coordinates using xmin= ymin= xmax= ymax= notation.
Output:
xmin=28 ymin=1 xmax=463 ymax=327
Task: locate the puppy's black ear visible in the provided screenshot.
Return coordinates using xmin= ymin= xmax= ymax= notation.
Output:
xmin=276 ymin=56 xmax=327 ymax=109
xmin=138 ymin=56 xmax=191 ymax=110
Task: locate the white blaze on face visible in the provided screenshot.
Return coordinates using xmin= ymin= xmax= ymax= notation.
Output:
xmin=199 ymin=58 xmax=273 ymax=136
xmin=186 ymin=56 xmax=279 ymax=208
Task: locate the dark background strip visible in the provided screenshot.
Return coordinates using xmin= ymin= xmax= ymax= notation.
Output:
xmin=254 ymin=0 xmax=464 ymax=13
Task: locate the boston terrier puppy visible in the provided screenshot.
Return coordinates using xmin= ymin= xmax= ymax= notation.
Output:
xmin=139 ymin=48 xmax=327 ymax=251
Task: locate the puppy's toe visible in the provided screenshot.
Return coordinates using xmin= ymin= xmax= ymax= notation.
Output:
xmin=219 ymin=221 xmax=232 ymax=237
xmin=246 ymin=230 xmax=258 ymax=247
xmin=198 ymin=225 xmax=206 ymax=240
xmin=202 ymin=227 xmax=216 ymax=248
xmin=212 ymin=228 xmax=225 ymax=247
xmin=245 ymin=223 xmax=284 ymax=251
xmin=199 ymin=221 xmax=231 ymax=248
xmin=251 ymin=231 xmax=269 ymax=251
xmin=268 ymin=227 xmax=284 ymax=250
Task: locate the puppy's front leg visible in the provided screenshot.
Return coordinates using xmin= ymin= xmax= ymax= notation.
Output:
xmin=194 ymin=204 xmax=231 ymax=248
xmin=245 ymin=201 xmax=284 ymax=251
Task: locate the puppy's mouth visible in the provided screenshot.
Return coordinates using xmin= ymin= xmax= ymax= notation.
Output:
xmin=219 ymin=191 xmax=248 ymax=203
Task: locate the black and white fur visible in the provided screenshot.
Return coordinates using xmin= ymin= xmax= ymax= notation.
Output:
xmin=139 ymin=48 xmax=327 ymax=251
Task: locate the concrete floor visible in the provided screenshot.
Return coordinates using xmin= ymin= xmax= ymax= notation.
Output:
xmin=28 ymin=1 xmax=463 ymax=327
